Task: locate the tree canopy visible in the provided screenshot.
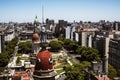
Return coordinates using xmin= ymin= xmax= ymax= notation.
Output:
xmin=18 ymin=41 xmax=32 ymax=54
xmin=76 ymin=46 xmax=100 ymax=62
xmin=108 ymin=64 xmax=117 ymax=78
xmin=48 ymin=40 xmax=62 ymax=52
xmin=64 ymin=61 xmax=90 ymax=80
xmin=66 ymin=40 xmax=78 ymax=52
xmin=0 ymin=37 xmax=18 ymax=72
xmin=0 ymin=52 xmax=9 ymax=67
xmin=59 ymin=38 xmax=78 ymax=53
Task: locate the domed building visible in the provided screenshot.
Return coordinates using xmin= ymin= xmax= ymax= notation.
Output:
xmin=30 ymin=16 xmax=41 ymax=64
xmin=35 ymin=50 xmax=53 ymax=70
xmin=33 ymin=16 xmax=40 ymax=33
xmin=33 ymin=33 xmax=40 ymax=41
xmin=33 ymin=45 xmax=56 ymax=80
xmin=34 ymin=16 xmax=39 ymax=25
xmin=32 ymin=16 xmax=41 ymax=55
xmin=31 ymin=16 xmax=56 ymax=80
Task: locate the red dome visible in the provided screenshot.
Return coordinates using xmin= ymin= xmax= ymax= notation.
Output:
xmin=35 ymin=50 xmax=53 ymax=70
xmin=33 ymin=33 xmax=39 ymax=41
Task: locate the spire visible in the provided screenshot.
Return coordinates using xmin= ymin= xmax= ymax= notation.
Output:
xmin=42 ymin=5 xmax=44 ymax=24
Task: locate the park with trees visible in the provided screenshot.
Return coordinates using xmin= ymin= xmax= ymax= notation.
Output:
xmin=0 ymin=37 xmax=18 ymax=72
xmin=57 ymin=36 xmax=119 ymax=79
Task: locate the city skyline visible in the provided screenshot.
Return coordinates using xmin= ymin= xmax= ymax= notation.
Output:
xmin=0 ymin=0 xmax=120 ymax=22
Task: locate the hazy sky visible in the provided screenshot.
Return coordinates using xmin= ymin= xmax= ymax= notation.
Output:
xmin=0 ymin=0 xmax=120 ymax=22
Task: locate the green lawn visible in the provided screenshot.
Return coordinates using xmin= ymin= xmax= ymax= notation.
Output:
xmin=69 ymin=59 xmax=77 ymax=65
xmin=16 ymin=53 xmax=22 ymax=56
xmin=20 ymin=57 xmax=30 ymax=61
xmin=56 ymin=69 xmax=64 ymax=74
xmin=54 ymin=62 xmax=70 ymax=69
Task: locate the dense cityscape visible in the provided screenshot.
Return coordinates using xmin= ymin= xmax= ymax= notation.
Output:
xmin=0 ymin=0 xmax=120 ymax=80
xmin=0 ymin=17 xmax=120 ymax=80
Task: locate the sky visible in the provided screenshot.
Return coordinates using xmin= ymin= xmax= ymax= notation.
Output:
xmin=0 ymin=0 xmax=120 ymax=22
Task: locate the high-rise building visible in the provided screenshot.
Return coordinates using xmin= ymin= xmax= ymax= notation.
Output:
xmin=81 ymin=31 xmax=88 ymax=46
xmin=0 ymin=33 xmax=4 ymax=53
xmin=46 ymin=18 xmax=55 ymax=30
xmin=93 ymin=35 xmax=110 ymax=74
xmin=109 ymin=38 xmax=120 ymax=69
xmin=74 ymin=28 xmax=99 ymax=47
xmin=54 ymin=20 xmax=67 ymax=37
xmin=65 ymin=26 xmax=70 ymax=39
xmin=76 ymin=31 xmax=90 ymax=47
xmin=88 ymin=35 xmax=92 ymax=47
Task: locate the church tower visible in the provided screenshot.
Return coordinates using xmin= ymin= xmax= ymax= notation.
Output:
xmin=32 ymin=16 xmax=56 ymax=80
xmin=31 ymin=16 xmax=41 ymax=65
xmin=32 ymin=16 xmax=41 ymax=54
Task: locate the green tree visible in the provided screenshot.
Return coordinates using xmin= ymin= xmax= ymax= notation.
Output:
xmin=58 ymin=40 xmax=64 ymax=46
xmin=65 ymin=61 xmax=90 ymax=80
xmin=49 ymin=40 xmax=62 ymax=52
xmin=76 ymin=46 xmax=86 ymax=54
xmin=58 ymin=35 xmax=65 ymax=41
xmin=18 ymin=41 xmax=32 ymax=54
xmin=64 ymin=39 xmax=71 ymax=46
xmin=63 ymin=39 xmax=78 ymax=52
xmin=16 ymin=57 xmax=21 ymax=64
xmin=67 ymin=40 xmax=78 ymax=52
xmin=76 ymin=46 xmax=100 ymax=62
xmin=0 ymin=37 xmax=18 ymax=72
xmin=108 ymin=64 xmax=117 ymax=78
xmin=0 ymin=52 xmax=9 ymax=67
xmin=5 ymin=37 xmax=18 ymax=55
xmin=117 ymin=69 xmax=120 ymax=77
xmin=0 ymin=67 xmax=4 ymax=72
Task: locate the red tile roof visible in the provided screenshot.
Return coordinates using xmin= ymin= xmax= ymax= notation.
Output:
xmin=35 ymin=50 xmax=53 ymax=70
xmin=13 ymin=72 xmax=31 ymax=80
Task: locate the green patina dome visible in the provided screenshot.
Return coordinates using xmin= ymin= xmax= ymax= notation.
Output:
xmin=34 ymin=16 xmax=39 ymax=24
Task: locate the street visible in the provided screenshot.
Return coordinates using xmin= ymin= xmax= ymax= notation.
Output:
xmin=62 ymin=47 xmax=81 ymax=63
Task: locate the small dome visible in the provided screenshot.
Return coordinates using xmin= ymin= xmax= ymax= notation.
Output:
xmin=35 ymin=50 xmax=53 ymax=70
xmin=33 ymin=33 xmax=39 ymax=41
